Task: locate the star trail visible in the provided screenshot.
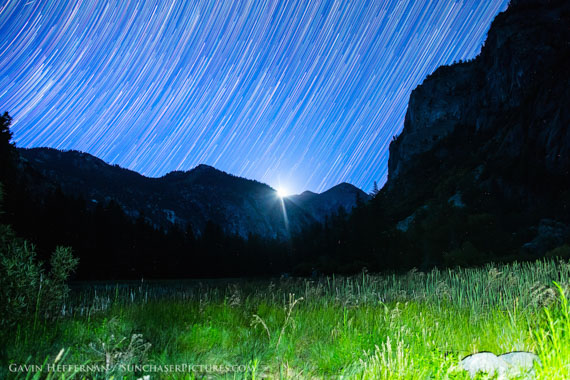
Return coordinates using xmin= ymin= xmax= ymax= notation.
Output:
xmin=0 ymin=0 xmax=508 ymax=193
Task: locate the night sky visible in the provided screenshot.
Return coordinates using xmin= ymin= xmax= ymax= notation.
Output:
xmin=0 ymin=0 xmax=508 ymax=194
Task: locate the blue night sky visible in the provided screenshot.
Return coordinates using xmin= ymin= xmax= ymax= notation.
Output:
xmin=0 ymin=0 xmax=508 ymax=194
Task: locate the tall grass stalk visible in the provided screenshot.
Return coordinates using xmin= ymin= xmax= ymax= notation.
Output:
xmin=4 ymin=259 xmax=570 ymax=379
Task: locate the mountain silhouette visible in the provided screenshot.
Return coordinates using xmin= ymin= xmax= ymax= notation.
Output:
xmin=19 ymin=147 xmax=367 ymax=239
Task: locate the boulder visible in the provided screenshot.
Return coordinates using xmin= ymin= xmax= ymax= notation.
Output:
xmin=460 ymin=352 xmax=509 ymax=378
xmin=460 ymin=351 xmax=539 ymax=379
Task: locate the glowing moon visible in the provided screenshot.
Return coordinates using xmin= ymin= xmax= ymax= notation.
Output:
xmin=276 ymin=187 xmax=289 ymax=198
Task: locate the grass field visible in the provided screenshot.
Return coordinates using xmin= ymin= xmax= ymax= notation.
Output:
xmin=3 ymin=260 xmax=570 ymax=379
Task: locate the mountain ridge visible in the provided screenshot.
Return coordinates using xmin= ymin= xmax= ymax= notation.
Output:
xmin=18 ymin=147 xmax=369 ymax=238
xmin=289 ymin=182 xmax=369 ymax=222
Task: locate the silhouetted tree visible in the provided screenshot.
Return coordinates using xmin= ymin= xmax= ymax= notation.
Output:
xmin=0 ymin=112 xmax=16 ymax=180
xmin=371 ymin=181 xmax=379 ymax=196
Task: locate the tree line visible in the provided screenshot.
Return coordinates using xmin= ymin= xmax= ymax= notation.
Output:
xmin=2 ymin=111 xmax=568 ymax=280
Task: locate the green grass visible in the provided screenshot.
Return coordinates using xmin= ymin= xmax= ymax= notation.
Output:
xmin=3 ymin=260 xmax=570 ymax=379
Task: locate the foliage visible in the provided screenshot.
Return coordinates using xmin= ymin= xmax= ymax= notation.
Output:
xmin=87 ymin=317 xmax=151 ymax=377
xmin=546 ymin=245 xmax=570 ymax=259
xmin=534 ymin=282 xmax=570 ymax=379
xmin=0 ymin=111 xmax=16 ymax=179
xmin=2 ymin=259 xmax=570 ymax=378
xmin=0 ymin=224 xmax=78 ymax=327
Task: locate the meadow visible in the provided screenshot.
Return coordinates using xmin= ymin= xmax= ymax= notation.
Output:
xmin=3 ymin=260 xmax=570 ymax=379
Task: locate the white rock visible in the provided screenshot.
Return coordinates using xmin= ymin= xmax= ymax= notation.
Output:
xmin=499 ymin=351 xmax=539 ymax=376
xmin=460 ymin=351 xmax=540 ymax=379
xmin=460 ymin=352 xmax=509 ymax=378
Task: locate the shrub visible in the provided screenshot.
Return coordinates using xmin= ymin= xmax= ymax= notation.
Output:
xmin=87 ymin=317 xmax=151 ymax=377
xmin=0 ymin=225 xmax=78 ymax=327
xmin=443 ymin=241 xmax=483 ymax=267
xmin=546 ymin=245 xmax=570 ymax=259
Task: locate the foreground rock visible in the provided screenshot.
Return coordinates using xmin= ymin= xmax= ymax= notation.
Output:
xmin=460 ymin=351 xmax=539 ymax=379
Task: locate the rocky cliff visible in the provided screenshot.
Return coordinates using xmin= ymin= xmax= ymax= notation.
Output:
xmin=379 ymin=0 xmax=570 ymax=260
xmin=389 ymin=0 xmax=569 ymax=183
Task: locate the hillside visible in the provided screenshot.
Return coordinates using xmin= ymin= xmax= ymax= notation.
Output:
xmin=18 ymin=147 xmax=367 ymax=239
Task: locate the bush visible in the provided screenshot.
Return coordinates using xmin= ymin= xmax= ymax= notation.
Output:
xmin=443 ymin=241 xmax=483 ymax=267
xmin=546 ymin=245 xmax=570 ymax=259
xmin=0 ymin=225 xmax=78 ymax=327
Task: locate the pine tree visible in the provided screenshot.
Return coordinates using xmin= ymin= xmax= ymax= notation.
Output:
xmin=371 ymin=181 xmax=379 ymax=196
xmin=0 ymin=112 xmax=16 ymax=180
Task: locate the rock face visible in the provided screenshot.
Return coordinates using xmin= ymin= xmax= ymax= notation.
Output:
xmin=388 ymin=0 xmax=570 ymax=184
xmin=18 ymin=147 xmax=366 ymax=239
xmin=378 ymin=0 xmax=570 ymax=260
